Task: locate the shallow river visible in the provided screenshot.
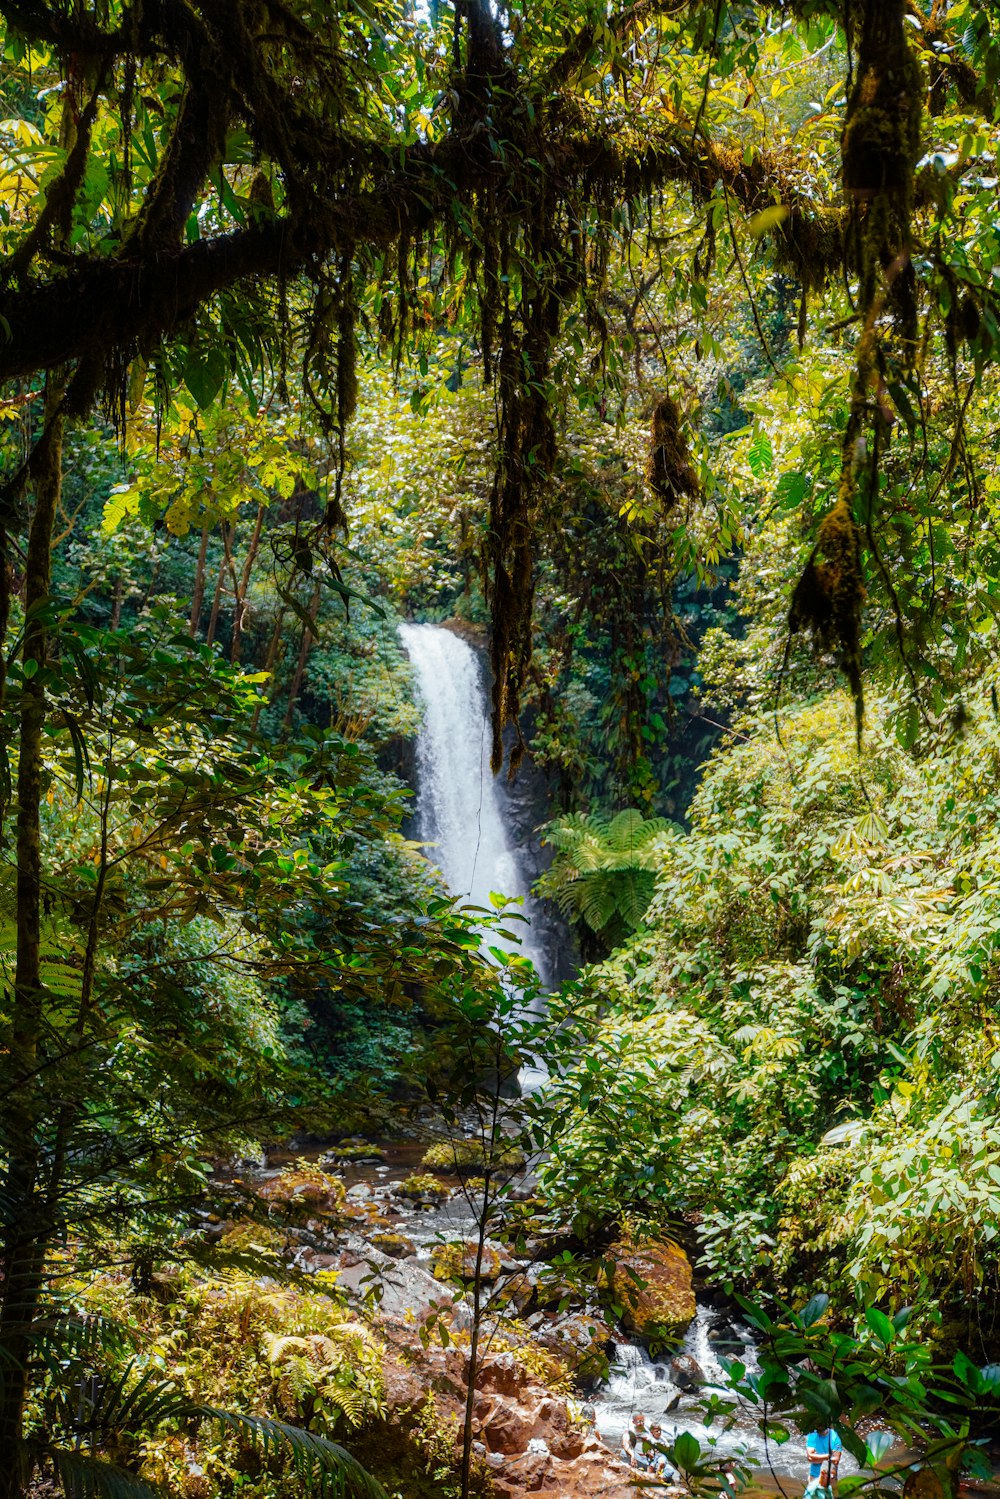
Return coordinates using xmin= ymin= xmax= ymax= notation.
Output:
xmin=268 ymin=1140 xmax=852 ymax=1484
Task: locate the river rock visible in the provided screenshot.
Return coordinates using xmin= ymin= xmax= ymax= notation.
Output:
xmin=605 ymin=1234 xmax=696 ymax=1342
xmin=431 ymin=1239 xmax=503 ymax=1282
xmin=320 ymin=1142 xmax=387 ymax=1166
xmin=256 ymin=1163 xmax=346 ymax=1216
xmin=670 ymin=1352 xmax=706 ymax=1390
xmin=535 ymin=1310 xmax=613 ymax=1385
xmin=531 ymin=1399 xmax=584 ymax=1460
xmin=482 ymin=1398 xmax=539 ymax=1455
xmin=370 ymin=1231 xmax=416 ymax=1259
xmin=495 ymin=1270 xmax=535 ymax=1313
xmin=393 ymin=1173 xmax=453 ymax=1207
xmin=475 ymin=1351 xmax=526 ymax=1397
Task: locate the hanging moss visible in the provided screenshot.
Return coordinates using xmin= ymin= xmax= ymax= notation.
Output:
xmin=646 ymin=395 xmax=699 ymax=511
xmin=789 ymin=497 xmax=866 ymax=738
xmin=336 ymin=294 xmax=358 ymax=430
xmin=841 ymin=1 xmax=923 ymax=354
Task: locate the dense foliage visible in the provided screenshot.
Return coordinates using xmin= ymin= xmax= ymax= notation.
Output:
xmin=4 ymin=0 xmax=1000 ymax=1494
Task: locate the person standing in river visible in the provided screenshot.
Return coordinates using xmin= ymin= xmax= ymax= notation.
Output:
xmin=804 ymin=1424 xmax=842 ymax=1498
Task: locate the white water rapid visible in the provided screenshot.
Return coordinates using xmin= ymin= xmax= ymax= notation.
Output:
xmin=595 ymin=1303 xmax=856 ymax=1480
xmin=399 ymin=622 xmax=546 ymax=982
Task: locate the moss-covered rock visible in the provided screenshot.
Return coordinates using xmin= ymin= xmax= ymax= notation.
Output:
xmin=395 ymin=1172 xmax=454 ymax=1206
xmin=320 ymin=1141 xmax=387 ymax=1165
xmin=606 ymin=1234 xmax=695 ymax=1342
xmin=431 ymin=1239 xmax=502 ymax=1283
xmin=372 ymin=1232 xmax=417 ymax=1259
xmin=257 ymin=1161 xmax=346 ymax=1217
xmin=421 ymin=1138 xmax=525 ymax=1175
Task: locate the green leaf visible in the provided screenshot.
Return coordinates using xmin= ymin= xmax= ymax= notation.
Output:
xmin=747 ymin=429 xmax=774 ymax=478
xmin=775 ymin=470 xmax=809 ymax=510
xmin=866 ymin=1431 xmax=896 ymax=1463
xmin=184 ymin=346 xmax=229 ymax=409
xmin=746 ymin=204 xmax=790 ymax=237
xmin=673 ymin=1431 xmax=701 ymax=1470
xmin=801 ymin=1293 xmax=829 ymax=1326
xmin=864 ymin=1307 xmax=895 ymax=1345
xmin=49 ymin=1451 xmax=162 ymax=1499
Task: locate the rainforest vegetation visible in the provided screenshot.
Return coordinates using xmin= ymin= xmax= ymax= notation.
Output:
xmin=2 ymin=0 xmax=1000 ymax=1495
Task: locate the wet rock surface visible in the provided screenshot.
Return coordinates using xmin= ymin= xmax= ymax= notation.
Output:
xmin=669 ymin=1352 xmax=705 ymax=1390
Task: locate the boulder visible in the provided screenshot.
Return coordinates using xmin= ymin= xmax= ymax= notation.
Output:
xmin=606 ymin=1235 xmax=696 ymax=1342
xmin=494 ymin=1271 xmax=535 ymax=1313
xmin=431 ymin=1239 xmax=503 ymax=1283
xmin=498 ymin=1451 xmax=553 ymax=1493
xmin=256 ymin=1163 xmax=346 ymax=1217
xmin=482 ymin=1398 xmax=536 ymax=1455
xmin=319 ymin=1142 xmax=387 ymax=1165
xmin=393 ymin=1173 xmax=453 ymax=1207
xmin=670 ymin=1352 xmax=705 ymax=1390
xmin=296 ymin=1248 xmax=340 ymax=1272
xmin=475 ymin=1351 xmax=527 ymax=1398
xmin=535 ymin=1310 xmax=613 ymax=1386
xmin=531 ymin=1398 xmax=584 ymax=1460
xmin=370 ymin=1232 xmax=416 ymax=1260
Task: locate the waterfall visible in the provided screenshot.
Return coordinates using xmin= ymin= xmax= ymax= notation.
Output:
xmin=399 ymin=622 xmax=545 ymax=980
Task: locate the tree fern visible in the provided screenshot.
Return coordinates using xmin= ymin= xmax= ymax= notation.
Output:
xmin=8 ymin=1311 xmax=390 ymax=1499
xmin=537 ymin=808 xmax=676 ymax=946
xmin=47 ymin=1416 xmax=388 ymax=1499
xmin=47 ymin=1452 xmax=162 ymax=1499
xmin=196 ymin=1409 xmax=388 ymax=1496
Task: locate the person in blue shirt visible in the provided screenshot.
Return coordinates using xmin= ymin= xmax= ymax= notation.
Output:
xmin=805 ymin=1425 xmax=843 ymax=1498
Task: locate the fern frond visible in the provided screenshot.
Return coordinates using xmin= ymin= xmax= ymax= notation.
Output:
xmin=1 ymin=1309 xmax=137 ymax=1388
xmin=576 ymin=871 xmax=619 ymax=932
xmin=197 ymin=1408 xmax=389 ymax=1498
xmin=49 ymin=1449 xmax=163 ymax=1499
xmin=615 ymin=871 xmax=656 ymax=931
xmin=602 ymin=811 xmax=673 ymax=869
xmin=537 ymin=808 xmax=674 ymax=937
xmin=43 ymin=1361 xmax=191 ymax=1440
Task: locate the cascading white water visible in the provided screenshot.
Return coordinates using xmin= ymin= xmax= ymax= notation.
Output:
xmin=683 ymin=1303 xmax=759 ymax=1386
xmin=399 ymin=622 xmax=545 ymax=980
xmin=596 ymin=1306 xmax=824 ymax=1477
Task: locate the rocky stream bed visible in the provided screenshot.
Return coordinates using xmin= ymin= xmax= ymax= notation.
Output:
xmin=227 ymin=1138 xmax=851 ymax=1499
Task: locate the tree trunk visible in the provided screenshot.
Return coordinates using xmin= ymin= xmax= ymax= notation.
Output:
xmin=205 ymin=533 xmax=228 ymax=648
xmin=251 ymin=603 xmax=288 ymax=735
xmin=230 ymin=503 xmax=265 ymax=665
xmin=189 ymin=525 xmax=209 ymax=637
xmin=110 ymin=573 xmax=123 ymax=629
xmin=281 ymin=583 xmax=321 ymax=733
xmin=460 ymin=1179 xmax=490 ymax=1499
xmin=0 ymin=389 xmax=65 ymax=1499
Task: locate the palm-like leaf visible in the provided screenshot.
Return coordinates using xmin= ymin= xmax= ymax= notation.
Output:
xmin=9 ymin=1309 xmax=389 ymax=1499
xmin=31 ymin=1395 xmax=389 ymax=1499
xmin=537 ymin=808 xmax=675 ymax=937
xmin=48 ymin=1451 xmax=163 ymax=1499
xmin=197 ymin=1409 xmax=389 ymax=1497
